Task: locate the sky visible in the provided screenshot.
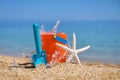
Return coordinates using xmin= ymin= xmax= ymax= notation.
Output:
xmin=0 ymin=0 xmax=120 ymax=21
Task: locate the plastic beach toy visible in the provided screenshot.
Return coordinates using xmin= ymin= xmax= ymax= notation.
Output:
xmin=40 ymin=20 xmax=69 ymax=63
xmin=41 ymin=32 xmax=68 ymax=63
xmin=31 ymin=24 xmax=47 ymax=67
xmin=56 ymin=33 xmax=90 ymax=65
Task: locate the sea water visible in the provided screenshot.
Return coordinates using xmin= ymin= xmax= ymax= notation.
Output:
xmin=0 ymin=20 xmax=120 ymax=64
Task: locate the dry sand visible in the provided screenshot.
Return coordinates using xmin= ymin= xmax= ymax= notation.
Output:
xmin=0 ymin=55 xmax=120 ymax=80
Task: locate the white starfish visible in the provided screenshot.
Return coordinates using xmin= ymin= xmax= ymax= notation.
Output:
xmin=56 ymin=33 xmax=90 ymax=65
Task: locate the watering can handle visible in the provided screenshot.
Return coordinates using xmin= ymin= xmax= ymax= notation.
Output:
xmin=53 ymin=35 xmax=68 ymax=44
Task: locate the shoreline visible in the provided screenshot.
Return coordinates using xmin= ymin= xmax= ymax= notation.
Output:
xmin=0 ymin=55 xmax=120 ymax=80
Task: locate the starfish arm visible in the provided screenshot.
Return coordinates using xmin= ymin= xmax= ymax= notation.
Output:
xmin=72 ymin=33 xmax=76 ymax=51
xmin=56 ymin=43 xmax=73 ymax=52
xmin=76 ymin=45 xmax=90 ymax=54
xmin=74 ymin=53 xmax=81 ymax=65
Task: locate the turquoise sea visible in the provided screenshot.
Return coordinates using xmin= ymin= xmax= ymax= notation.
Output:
xmin=0 ymin=20 xmax=120 ymax=64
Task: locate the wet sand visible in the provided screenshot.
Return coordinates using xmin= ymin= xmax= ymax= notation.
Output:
xmin=0 ymin=55 xmax=120 ymax=80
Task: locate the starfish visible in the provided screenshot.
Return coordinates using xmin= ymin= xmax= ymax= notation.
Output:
xmin=56 ymin=33 xmax=90 ymax=65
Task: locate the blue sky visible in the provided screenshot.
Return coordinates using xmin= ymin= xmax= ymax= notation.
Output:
xmin=0 ymin=0 xmax=120 ymax=21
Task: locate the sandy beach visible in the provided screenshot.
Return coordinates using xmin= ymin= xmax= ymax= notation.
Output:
xmin=0 ymin=55 xmax=120 ymax=80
